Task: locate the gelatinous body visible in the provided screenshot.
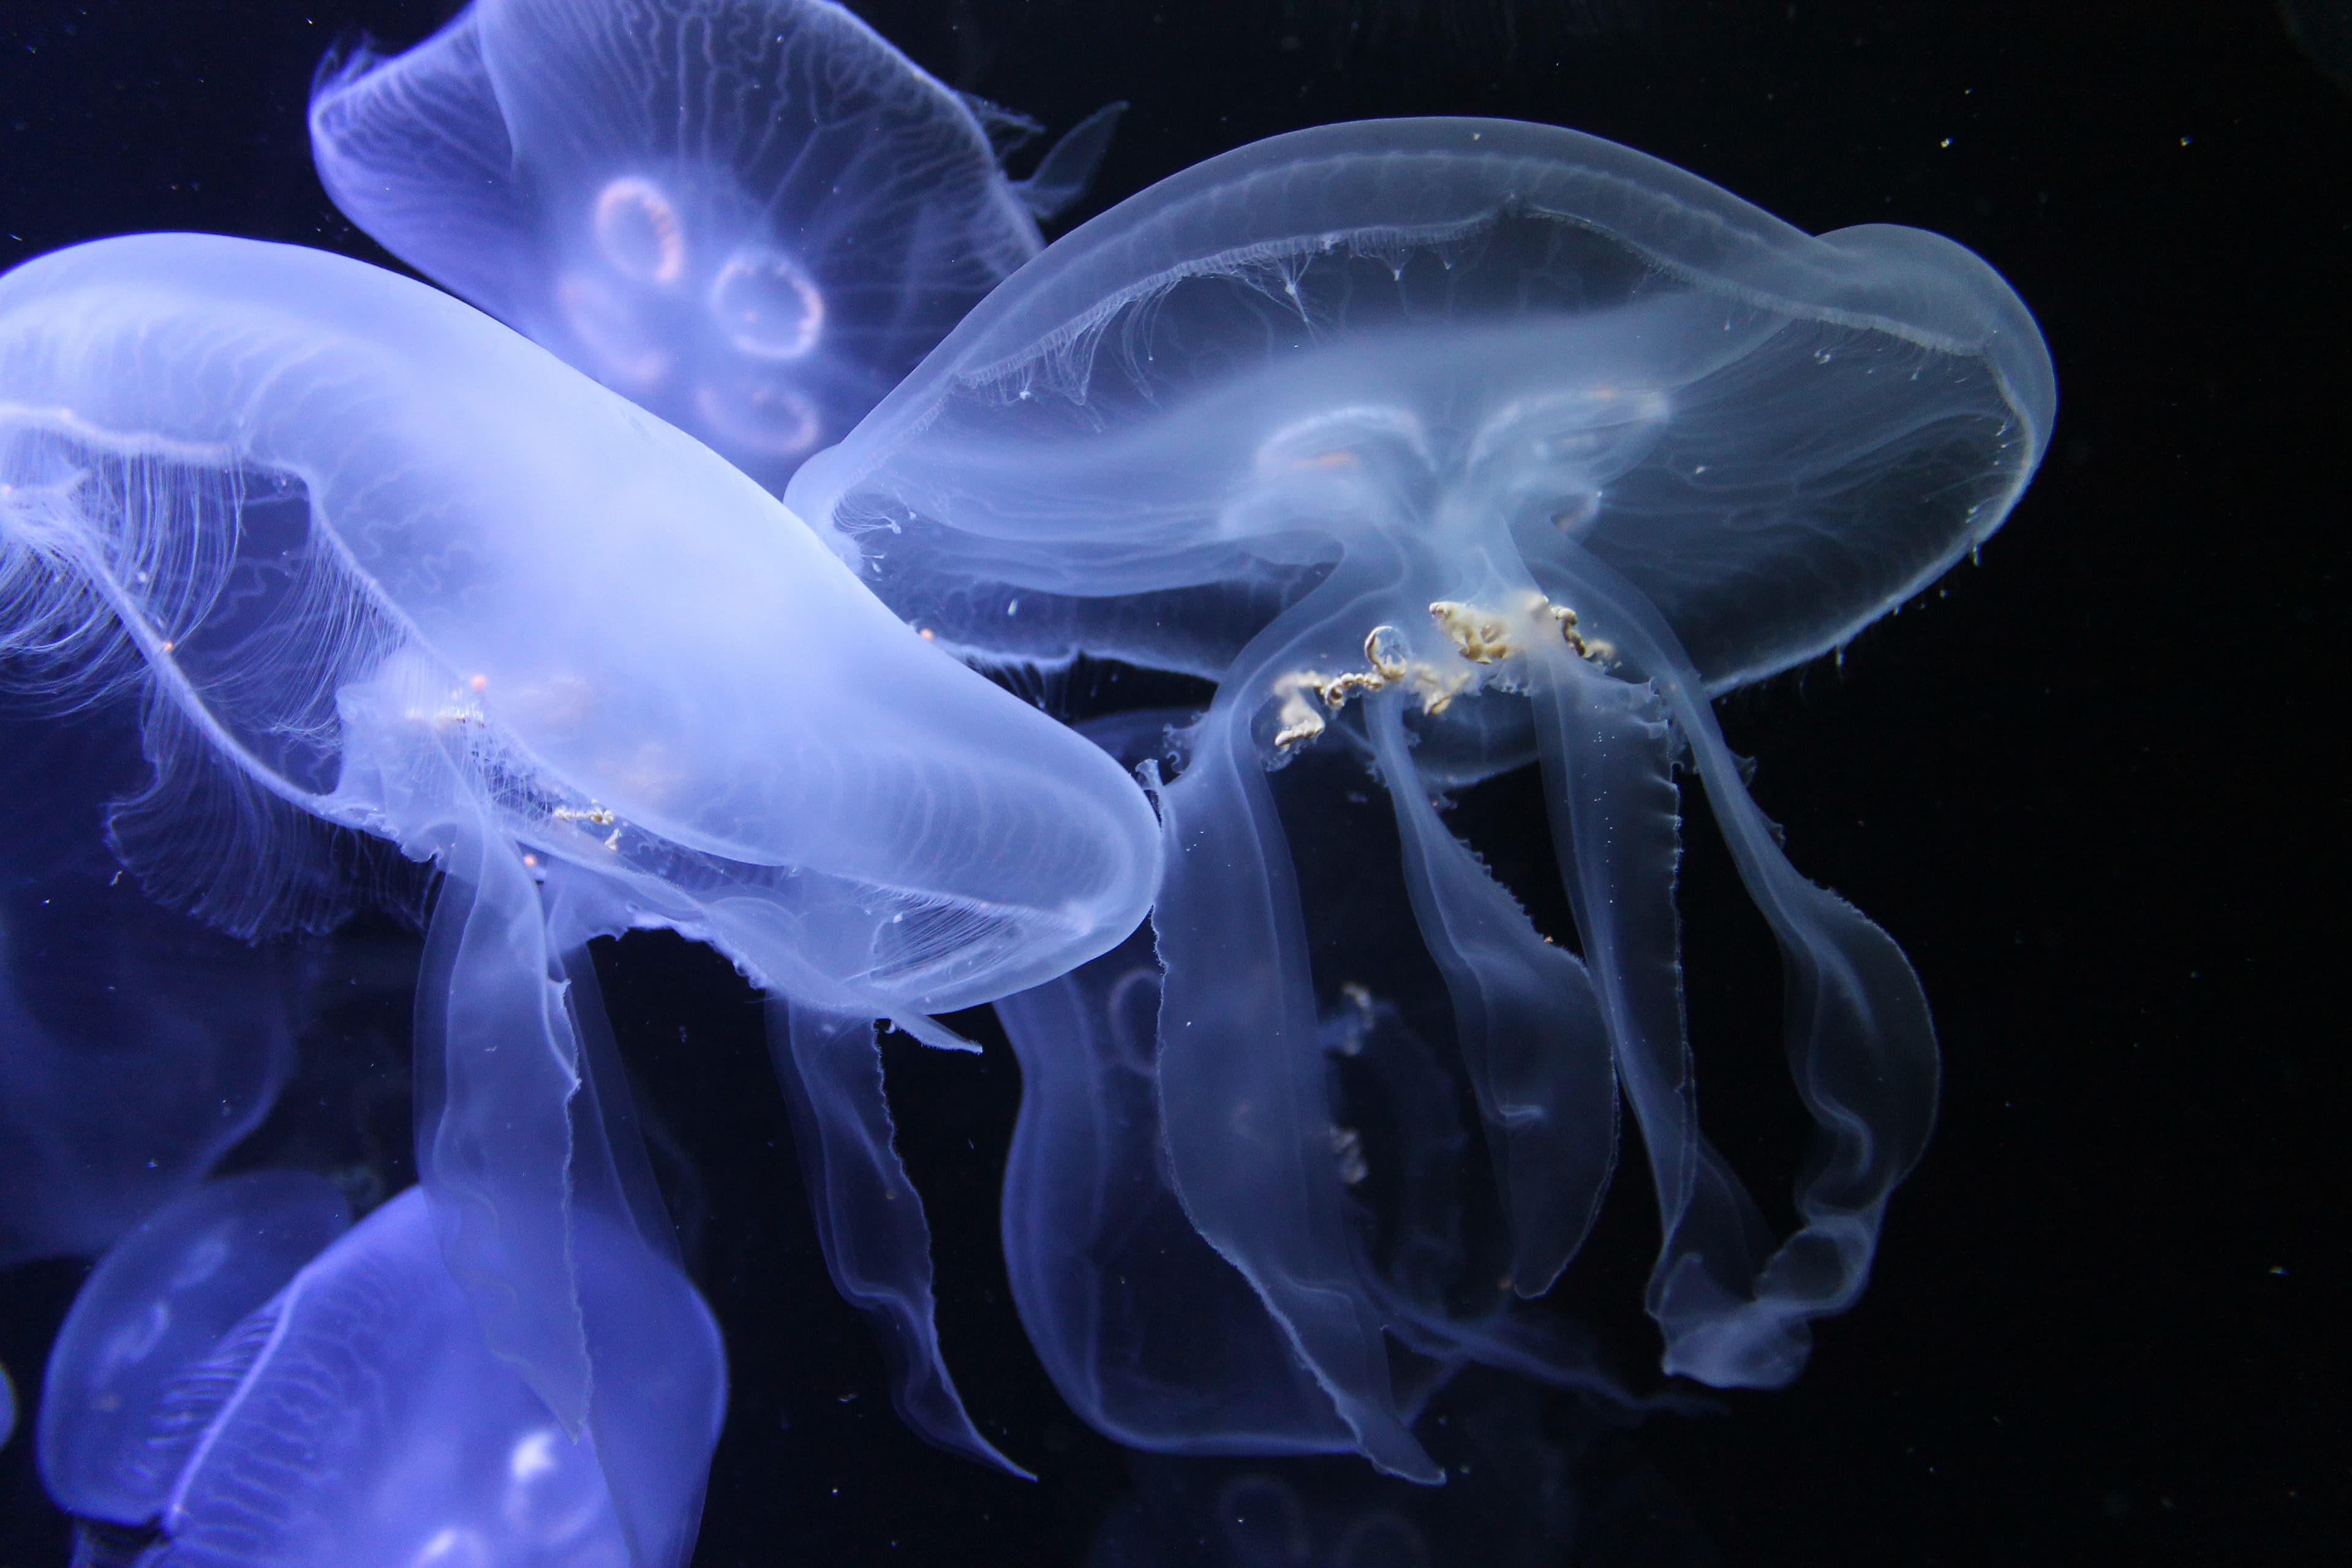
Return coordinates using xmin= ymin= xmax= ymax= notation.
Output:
xmin=0 ymin=233 xmax=1159 ymax=1470
xmin=45 ymin=1185 xmax=724 ymax=1568
xmin=311 ymin=0 xmax=1121 ymax=488
xmin=792 ymin=118 xmax=2054 ymax=1477
xmin=39 ymin=1172 xmax=351 ymax=1524
xmin=997 ymin=715 xmax=1629 ymax=1462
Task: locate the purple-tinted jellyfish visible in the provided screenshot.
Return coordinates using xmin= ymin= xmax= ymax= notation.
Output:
xmin=311 ymin=0 xmax=1120 ymax=489
xmin=790 ymin=118 xmax=2054 ymax=1478
xmin=0 ymin=233 xmax=1158 ymax=1474
xmin=38 ymin=1172 xmax=352 ymax=1526
xmin=42 ymin=1182 xmax=722 ymax=1568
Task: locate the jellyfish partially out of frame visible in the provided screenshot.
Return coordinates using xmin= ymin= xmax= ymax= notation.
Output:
xmin=311 ymin=0 xmax=1122 ymax=489
xmin=42 ymin=1179 xmax=724 ymax=1568
xmin=790 ymin=118 xmax=2056 ymax=1479
xmin=0 ymin=233 xmax=1160 ymax=1474
xmin=39 ymin=1172 xmax=355 ymax=1528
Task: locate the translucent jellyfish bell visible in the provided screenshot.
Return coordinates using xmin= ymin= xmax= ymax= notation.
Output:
xmin=310 ymin=0 xmax=1123 ymax=488
xmin=791 ymin=118 xmax=2054 ymax=1477
xmin=793 ymin=117 xmax=2052 ymax=687
xmin=38 ymin=1172 xmax=352 ymax=1525
xmin=0 ymin=233 xmax=1158 ymax=1471
xmin=45 ymin=1186 xmax=724 ymax=1568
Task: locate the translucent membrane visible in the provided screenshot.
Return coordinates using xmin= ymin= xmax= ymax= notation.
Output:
xmin=0 ymin=232 xmax=1158 ymax=1468
xmin=311 ymin=0 xmax=1121 ymax=488
xmin=45 ymin=1185 xmax=724 ymax=1568
xmin=792 ymin=117 xmax=2053 ymax=1476
xmin=38 ymin=1172 xmax=352 ymax=1524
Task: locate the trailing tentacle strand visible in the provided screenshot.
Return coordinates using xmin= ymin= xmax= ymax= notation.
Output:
xmin=1535 ymin=541 xmax=1939 ymax=1386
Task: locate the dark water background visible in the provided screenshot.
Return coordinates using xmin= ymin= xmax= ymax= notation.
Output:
xmin=0 ymin=2 xmax=2343 ymax=1564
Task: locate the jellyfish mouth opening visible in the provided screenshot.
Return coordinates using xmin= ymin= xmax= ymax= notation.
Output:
xmin=693 ymin=377 xmax=823 ymax=459
xmin=1265 ymin=595 xmax=1614 ymax=755
xmin=707 ymin=248 xmax=826 ymax=361
xmin=590 ymin=175 xmax=688 ymax=285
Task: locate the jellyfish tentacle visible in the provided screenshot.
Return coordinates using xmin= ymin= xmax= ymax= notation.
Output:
xmin=541 ymin=862 xmax=687 ymax=1270
xmin=1365 ymin=692 xmax=1618 ymax=1297
xmin=995 ymin=929 xmax=1360 ymax=1456
xmin=1528 ymin=646 xmax=1790 ymax=1381
xmin=766 ymin=998 xmax=1031 ymax=1479
xmin=1534 ymin=543 xmax=1940 ymax=1386
xmin=1011 ymin=101 xmax=1128 ymax=221
xmin=1152 ymin=696 xmax=1442 ymax=1484
xmin=1625 ymin=649 xmax=1937 ymax=1379
xmin=409 ymin=810 xmax=594 ymax=1432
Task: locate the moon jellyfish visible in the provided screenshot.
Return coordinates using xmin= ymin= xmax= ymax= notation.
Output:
xmin=38 ymin=1172 xmax=352 ymax=1525
xmin=43 ymin=1185 xmax=723 ymax=1568
xmin=0 ymin=702 xmax=298 ymax=1268
xmin=0 ymin=233 xmax=1159 ymax=1472
xmin=311 ymin=0 xmax=1123 ymax=489
xmin=790 ymin=118 xmax=2055 ymax=1477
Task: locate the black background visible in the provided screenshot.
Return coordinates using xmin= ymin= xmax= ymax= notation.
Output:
xmin=0 ymin=2 xmax=2343 ymax=1564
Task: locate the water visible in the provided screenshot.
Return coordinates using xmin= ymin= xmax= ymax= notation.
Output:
xmin=0 ymin=2 xmax=2342 ymax=1564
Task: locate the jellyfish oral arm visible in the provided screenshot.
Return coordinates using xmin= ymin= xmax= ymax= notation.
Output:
xmin=1151 ymin=712 xmax=1445 ymax=1485
xmin=767 ymin=998 xmax=1032 ymax=1479
xmin=1366 ymin=695 xmax=1619 ymax=1299
xmin=1529 ymin=542 xmax=1939 ymax=1387
xmin=410 ymin=812 xmax=594 ymax=1432
xmin=1009 ymin=100 xmax=1128 ymax=221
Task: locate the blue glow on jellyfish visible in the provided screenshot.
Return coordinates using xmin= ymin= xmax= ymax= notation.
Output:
xmin=311 ymin=0 xmax=1121 ymax=489
xmin=0 ymin=232 xmax=1159 ymax=1476
xmin=38 ymin=1172 xmax=353 ymax=1526
xmin=43 ymin=1178 xmax=724 ymax=1567
xmin=995 ymin=712 xmax=1642 ymax=1465
xmin=1 ymin=0 xmax=2056 ymax=1540
xmin=791 ymin=116 xmax=2055 ymax=1479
